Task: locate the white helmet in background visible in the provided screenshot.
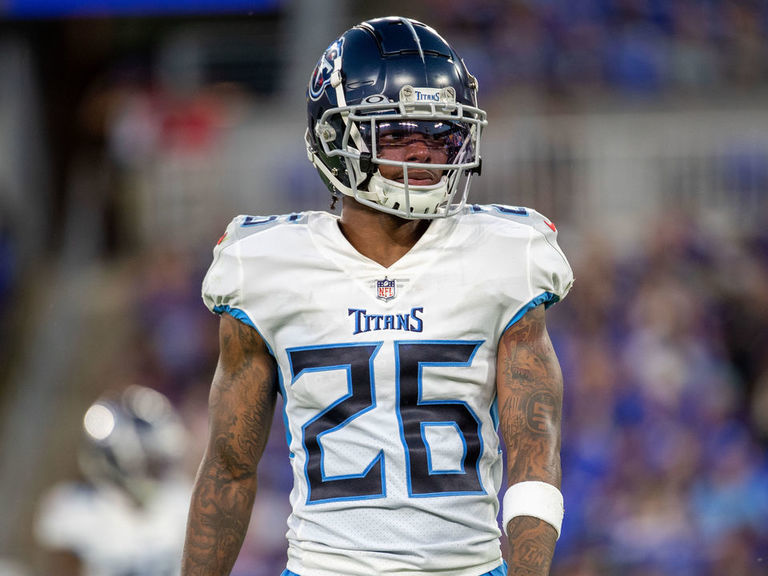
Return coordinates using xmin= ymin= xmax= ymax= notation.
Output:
xmin=78 ymin=385 xmax=187 ymax=504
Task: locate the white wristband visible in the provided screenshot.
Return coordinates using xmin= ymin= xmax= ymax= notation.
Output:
xmin=502 ymin=481 xmax=564 ymax=540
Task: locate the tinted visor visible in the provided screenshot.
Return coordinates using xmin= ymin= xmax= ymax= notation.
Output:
xmin=358 ymin=120 xmax=472 ymax=163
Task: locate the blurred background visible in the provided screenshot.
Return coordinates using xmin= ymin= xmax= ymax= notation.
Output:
xmin=1 ymin=0 xmax=768 ymax=574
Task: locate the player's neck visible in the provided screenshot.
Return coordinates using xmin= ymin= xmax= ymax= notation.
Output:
xmin=338 ymin=198 xmax=431 ymax=268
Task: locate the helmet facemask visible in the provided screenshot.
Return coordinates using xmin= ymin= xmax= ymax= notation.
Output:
xmin=307 ymin=85 xmax=487 ymax=219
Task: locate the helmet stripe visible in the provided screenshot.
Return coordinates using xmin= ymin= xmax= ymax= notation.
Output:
xmin=333 ymin=53 xmax=346 ymax=107
xmin=400 ymin=17 xmax=425 ymax=63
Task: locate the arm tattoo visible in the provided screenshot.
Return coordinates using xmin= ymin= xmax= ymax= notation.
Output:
xmin=498 ymin=305 xmax=562 ymax=481
xmin=506 ymin=517 xmax=556 ymax=576
xmin=497 ymin=305 xmax=563 ymax=575
xmin=182 ymin=314 xmax=278 ymax=575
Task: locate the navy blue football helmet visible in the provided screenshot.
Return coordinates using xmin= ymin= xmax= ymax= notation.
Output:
xmin=305 ymin=16 xmax=487 ymax=218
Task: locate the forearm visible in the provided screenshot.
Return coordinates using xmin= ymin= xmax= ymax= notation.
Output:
xmin=505 ymin=516 xmax=558 ymax=576
xmin=182 ymin=313 xmax=277 ymax=575
xmin=182 ymin=456 xmax=258 ymax=575
xmin=497 ymin=305 xmax=564 ymax=576
xmin=503 ymin=442 xmax=561 ymax=576
xmin=503 ymin=447 xmax=560 ymax=576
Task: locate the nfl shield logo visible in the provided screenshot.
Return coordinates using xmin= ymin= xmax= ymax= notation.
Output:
xmin=376 ymin=278 xmax=396 ymax=302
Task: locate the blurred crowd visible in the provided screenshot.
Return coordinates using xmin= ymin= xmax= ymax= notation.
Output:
xmin=0 ymin=208 xmax=14 ymax=344
xmin=424 ymin=0 xmax=768 ymax=97
xmin=551 ymin=218 xmax=768 ymax=575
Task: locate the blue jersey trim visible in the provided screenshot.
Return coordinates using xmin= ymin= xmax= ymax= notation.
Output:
xmin=212 ymin=304 xmax=256 ymax=330
xmin=281 ymin=562 xmax=506 ymax=576
xmin=502 ymin=292 xmax=558 ymax=333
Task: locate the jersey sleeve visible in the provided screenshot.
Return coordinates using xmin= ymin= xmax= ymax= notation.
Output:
xmin=201 ymin=216 xmax=253 ymax=325
xmin=202 ymin=212 xmax=312 ymax=332
xmin=527 ymin=209 xmax=573 ymax=305
xmin=500 ymin=207 xmax=574 ymax=328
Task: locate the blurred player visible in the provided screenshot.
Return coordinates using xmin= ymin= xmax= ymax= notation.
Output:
xmin=183 ymin=16 xmax=573 ymax=576
xmin=35 ymin=385 xmax=192 ymax=576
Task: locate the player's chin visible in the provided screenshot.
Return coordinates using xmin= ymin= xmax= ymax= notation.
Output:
xmin=399 ymin=173 xmax=442 ymax=187
xmin=406 ymin=178 xmax=439 ymax=187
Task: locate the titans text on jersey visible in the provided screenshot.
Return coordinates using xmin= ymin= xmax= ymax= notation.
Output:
xmin=348 ymin=307 xmax=423 ymax=335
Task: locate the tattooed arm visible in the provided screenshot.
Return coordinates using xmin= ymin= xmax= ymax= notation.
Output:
xmin=496 ymin=304 xmax=563 ymax=576
xmin=182 ymin=313 xmax=278 ymax=575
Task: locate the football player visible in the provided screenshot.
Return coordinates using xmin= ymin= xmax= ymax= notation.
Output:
xmin=182 ymin=16 xmax=573 ymax=576
xmin=35 ymin=386 xmax=192 ymax=576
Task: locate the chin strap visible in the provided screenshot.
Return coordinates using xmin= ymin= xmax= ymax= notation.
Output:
xmin=357 ymin=152 xmax=375 ymax=191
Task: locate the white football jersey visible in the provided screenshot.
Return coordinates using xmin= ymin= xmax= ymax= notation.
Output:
xmin=202 ymin=205 xmax=573 ymax=576
xmin=35 ymin=478 xmax=191 ymax=576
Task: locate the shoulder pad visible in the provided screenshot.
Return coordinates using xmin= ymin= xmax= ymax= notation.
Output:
xmin=214 ymin=212 xmax=309 ymax=250
xmin=469 ymin=204 xmax=559 ymax=239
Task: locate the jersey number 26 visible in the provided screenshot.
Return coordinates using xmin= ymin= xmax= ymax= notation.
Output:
xmin=287 ymin=341 xmax=486 ymax=504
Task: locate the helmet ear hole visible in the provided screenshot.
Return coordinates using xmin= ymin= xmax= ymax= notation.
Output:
xmin=315 ymin=122 xmax=336 ymax=143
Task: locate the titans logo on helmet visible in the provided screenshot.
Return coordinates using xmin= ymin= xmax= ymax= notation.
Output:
xmin=309 ymin=38 xmax=344 ymax=101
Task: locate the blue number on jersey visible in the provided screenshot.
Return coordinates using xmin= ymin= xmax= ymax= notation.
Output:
xmin=470 ymin=204 xmax=528 ymax=217
xmin=289 ymin=343 xmax=386 ymax=503
xmin=241 ymin=213 xmax=303 ymax=227
xmin=287 ymin=340 xmax=485 ymax=504
xmin=396 ymin=341 xmax=484 ymax=497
